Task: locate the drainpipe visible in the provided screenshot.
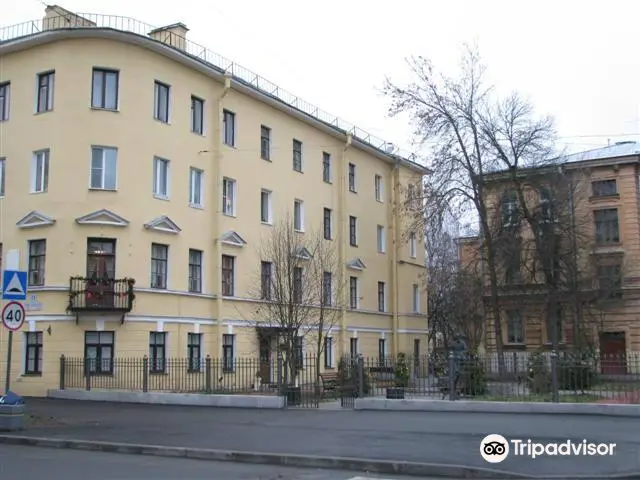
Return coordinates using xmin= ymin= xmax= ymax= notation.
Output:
xmin=391 ymin=158 xmax=401 ymax=356
xmin=339 ymin=134 xmax=352 ymax=356
xmin=214 ymin=72 xmax=232 ymax=357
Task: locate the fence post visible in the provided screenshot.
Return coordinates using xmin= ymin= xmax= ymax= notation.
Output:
xmin=277 ymin=350 xmax=284 ymax=396
xmin=513 ymin=351 xmax=518 ymax=377
xmin=205 ymin=355 xmax=212 ymax=393
xmin=357 ymin=355 xmax=365 ymax=398
xmin=84 ymin=359 xmax=91 ymax=391
xmin=448 ymin=351 xmax=456 ymax=401
xmin=550 ymin=350 xmax=559 ymax=403
xmin=142 ymin=356 xmax=149 ymax=393
xmin=59 ymin=355 xmax=66 ymax=390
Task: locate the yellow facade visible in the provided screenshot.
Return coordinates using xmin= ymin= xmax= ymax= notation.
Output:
xmin=0 ymin=7 xmax=428 ymax=396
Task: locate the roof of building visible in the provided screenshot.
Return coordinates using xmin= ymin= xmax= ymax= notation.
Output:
xmin=560 ymin=141 xmax=640 ymax=164
xmin=0 ymin=7 xmax=429 ymax=174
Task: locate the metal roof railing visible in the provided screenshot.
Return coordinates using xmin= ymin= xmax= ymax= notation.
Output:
xmin=0 ymin=13 xmax=424 ymax=169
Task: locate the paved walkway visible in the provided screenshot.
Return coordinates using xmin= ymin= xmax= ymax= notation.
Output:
xmin=19 ymin=398 xmax=640 ymax=477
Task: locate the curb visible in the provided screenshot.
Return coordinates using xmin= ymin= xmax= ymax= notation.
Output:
xmin=0 ymin=434 xmax=530 ymax=479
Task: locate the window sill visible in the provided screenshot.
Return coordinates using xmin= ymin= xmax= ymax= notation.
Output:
xmin=34 ymin=110 xmax=53 ymax=116
xmin=349 ymin=189 xmax=357 ymax=194
xmin=30 ymin=191 xmax=47 ymax=195
xmin=22 ymin=372 xmax=42 ymax=377
xmin=295 ymin=229 xmax=305 ymax=234
xmin=323 ymin=180 xmax=332 ymax=185
xmin=261 ymin=157 xmax=272 ymax=162
xmin=293 ymin=169 xmax=304 ymax=174
xmin=261 ymin=221 xmax=273 ymax=226
xmin=590 ymin=194 xmax=620 ymax=202
xmin=376 ymin=199 xmax=384 ymax=203
xmin=223 ymin=212 xmax=236 ymax=218
xmin=153 ymin=118 xmax=171 ymax=125
xmin=378 ymin=251 xmax=386 ymax=255
xmin=89 ymin=188 xmax=117 ymax=192
xmin=189 ymin=203 xmax=204 ymax=210
xmin=153 ymin=194 xmax=170 ymax=201
xmin=350 ymin=244 xmax=358 ymax=248
xmin=150 ymin=286 xmax=168 ymax=291
xmin=223 ymin=143 xmax=236 ymax=149
xmin=90 ymin=106 xmax=119 ymax=113
xmin=190 ymin=130 xmax=205 ymax=137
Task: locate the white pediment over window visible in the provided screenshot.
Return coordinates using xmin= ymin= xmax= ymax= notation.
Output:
xmin=294 ymin=246 xmax=313 ymax=260
xmin=221 ymin=231 xmax=247 ymax=247
xmin=75 ymin=209 xmax=129 ymax=227
xmin=144 ymin=215 xmax=182 ymax=234
xmin=16 ymin=211 xmax=56 ymax=229
xmin=347 ymin=258 xmax=367 ymax=271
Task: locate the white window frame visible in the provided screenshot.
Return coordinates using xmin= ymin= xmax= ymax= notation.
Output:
xmin=153 ymin=156 xmax=170 ymax=199
xmin=222 ymin=177 xmax=237 ymax=216
xmin=0 ymin=82 xmax=10 ymax=121
xmin=260 ymin=189 xmax=273 ymax=224
xmin=412 ymin=283 xmax=420 ymax=313
xmin=377 ymin=225 xmax=386 ymax=253
xmin=378 ymin=281 xmax=386 ymax=312
xmin=190 ymin=96 xmax=205 ymax=135
xmin=349 ymin=276 xmax=359 ymax=309
xmin=348 ymin=163 xmax=357 ymax=192
xmin=35 ymin=71 xmax=55 ymax=113
xmin=91 ymin=68 xmax=119 ymax=110
xmin=322 ymin=151 xmax=332 ymax=183
xmin=349 ymin=216 xmax=359 ymax=247
xmin=294 ymin=199 xmax=305 ymax=232
xmin=189 ymin=167 xmax=204 ymax=208
xmin=374 ymin=174 xmax=383 ymax=202
xmin=409 ymin=233 xmax=417 ymax=258
xmin=89 ymin=146 xmax=118 ymax=190
xmin=31 ymin=150 xmax=50 ymax=194
xmin=223 ymin=109 xmax=236 ymax=147
xmin=0 ymin=157 xmax=5 ymax=197
xmin=153 ymin=81 xmax=171 ymax=123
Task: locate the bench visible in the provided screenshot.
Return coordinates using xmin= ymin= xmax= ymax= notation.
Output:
xmin=368 ymin=366 xmax=396 ymax=388
xmin=320 ymin=372 xmax=339 ymax=391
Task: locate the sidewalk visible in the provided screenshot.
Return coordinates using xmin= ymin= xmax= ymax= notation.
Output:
xmin=14 ymin=398 xmax=640 ymax=477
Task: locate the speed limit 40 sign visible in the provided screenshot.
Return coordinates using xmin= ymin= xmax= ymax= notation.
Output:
xmin=2 ymin=301 xmax=25 ymax=331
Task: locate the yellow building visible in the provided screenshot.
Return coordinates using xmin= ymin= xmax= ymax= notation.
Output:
xmin=0 ymin=6 xmax=428 ymax=396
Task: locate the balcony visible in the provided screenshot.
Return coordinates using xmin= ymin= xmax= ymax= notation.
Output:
xmin=67 ymin=276 xmax=135 ymax=323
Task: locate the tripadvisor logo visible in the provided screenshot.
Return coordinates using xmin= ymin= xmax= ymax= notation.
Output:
xmin=480 ymin=434 xmax=616 ymax=463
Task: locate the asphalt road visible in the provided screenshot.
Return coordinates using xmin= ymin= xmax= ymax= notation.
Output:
xmin=20 ymin=398 xmax=640 ymax=477
xmin=0 ymin=445 xmax=438 ymax=480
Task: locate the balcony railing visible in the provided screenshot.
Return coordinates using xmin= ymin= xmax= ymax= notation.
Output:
xmin=0 ymin=13 xmax=422 ymax=168
xmin=67 ymin=276 xmax=135 ymax=322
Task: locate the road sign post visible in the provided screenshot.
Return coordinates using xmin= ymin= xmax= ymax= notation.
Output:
xmin=2 ymin=300 xmax=26 ymax=393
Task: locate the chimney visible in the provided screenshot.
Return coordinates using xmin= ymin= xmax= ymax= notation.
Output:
xmin=148 ymin=23 xmax=189 ymax=51
xmin=42 ymin=5 xmax=96 ymax=30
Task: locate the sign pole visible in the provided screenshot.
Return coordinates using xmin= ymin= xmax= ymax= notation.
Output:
xmin=4 ymin=330 xmax=12 ymax=393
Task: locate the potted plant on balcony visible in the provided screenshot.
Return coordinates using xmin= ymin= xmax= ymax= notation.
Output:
xmin=386 ymin=353 xmax=410 ymax=399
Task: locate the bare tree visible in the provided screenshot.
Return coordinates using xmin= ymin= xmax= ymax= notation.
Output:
xmin=250 ymin=214 xmax=343 ymax=389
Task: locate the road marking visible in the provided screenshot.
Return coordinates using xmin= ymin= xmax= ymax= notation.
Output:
xmin=347 ymin=477 xmax=399 ymax=480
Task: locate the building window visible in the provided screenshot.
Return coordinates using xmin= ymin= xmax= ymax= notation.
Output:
xmin=223 ymin=334 xmax=235 ymax=372
xmin=153 ymin=157 xmax=170 ymax=199
xmin=293 ymin=267 xmax=303 ymax=304
xmin=223 ymin=109 xmax=235 ymax=146
xmin=188 ymin=249 xmax=202 ymax=293
xmin=378 ymin=338 xmax=386 ymax=364
xmin=349 ymin=276 xmax=358 ymax=309
xmin=36 ymin=71 xmax=55 ymax=113
xmin=546 ymin=306 xmax=563 ymax=345
xmin=0 ymin=82 xmax=9 ymax=121
xmin=87 ymin=239 xmax=116 ymax=280
xmin=324 ymin=337 xmax=333 ymax=368
xmin=412 ymin=283 xmax=420 ymax=312
xmin=28 ymin=239 xmax=46 ymax=286
xmin=292 ymin=139 xmax=303 ymax=172
xmin=261 ymin=189 xmax=273 ymax=224
xmin=149 ymin=332 xmax=166 ymax=373
xmin=505 ymin=244 xmax=522 ymax=284
xmin=349 ymin=216 xmax=358 ymax=246
xmin=501 ymin=190 xmax=518 ymax=226
xmin=506 ymin=310 xmax=524 ymax=344
xmin=222 ymin=255 xmax=235 ymax=296
xmin=31 ymin=150 xmax=50 ymax=194
xmin=374 ymin=174 xmax=383 ymax=202
xmin=189 ymin=167 xmax=203 ymax=207
xmin=348 ymin=163 xmax=356 ymax=192
xmin=539 ymin=188 xmax=554 ymax=222
xmin=322 ymin=152 xmax=331 ymax=183
xmin=595 ymin=209 xmax=620 ymax=244
xmin=322 ymin=271 xmax=332 ymax=306
xmin=154 ymin=81 xmax=170 ymax=123
xmin=91 ymin=68 xmax=118 ymax=110
xmin=592 ymin=179 xmax=617 ymax=197
xmin=0 ymin=157 xmax=4 ymax=197
xmin=24 ymin=331 xmax=43 ymax=375
xmin=190 ymin=96 xmax=204 ymax=134
xmin=222 ymin=177 xmax=236 ymax=216
xmin=187 ymin=333 xmax=202 ymax=372
xmin=350 ymin=337 xmax=358 ymax=357
xmin=90 ymin=146 xmax=117 ymax=190
xmin=598 ymin=263 xmax=622 ymax=298
xmin=409 ymin=233 xmax=417 ymax=258
xmin=377 ymin=225 xmax=386 ymax=253
xmin=377 ymin=281 xmax=386 ymax=312
xmin=261 ymin=261 xmax=272 ymax=300
xmin=294 ymin=199 xmax=304 ymax=231
xmin=261 ymin=125 xmax=271 ymax=160
xmin=84 ymin=331 xmax=114 ymax=375
xmin=323 ymin=208 xmax=332 ymax=240
xmin=150 ymin=243 xmax=168 ymax=289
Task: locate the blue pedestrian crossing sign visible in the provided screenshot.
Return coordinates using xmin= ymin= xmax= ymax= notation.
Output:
xmin=2 ymin=270 xmax=28 ymax=301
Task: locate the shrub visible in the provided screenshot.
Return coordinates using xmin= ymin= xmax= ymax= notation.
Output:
xmin=557 ymin=351 xmax=597 ymax=391
xmin=394 ymin=353 xmax=410 ymax=388
xmin=337 ymin=356 xmax=371 ymax=396
xmin=526 ymin=350 xmax=551 ymax=394
xmin=458 ymin=354 xmax=487 ymax=396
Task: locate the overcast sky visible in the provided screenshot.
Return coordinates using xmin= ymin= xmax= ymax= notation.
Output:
xmin=3 ymin=0 xmax=640 ymax=160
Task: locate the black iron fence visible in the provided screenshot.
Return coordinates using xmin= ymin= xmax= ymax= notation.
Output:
xmin=58 ymin=351 xmax=640 ymax=405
